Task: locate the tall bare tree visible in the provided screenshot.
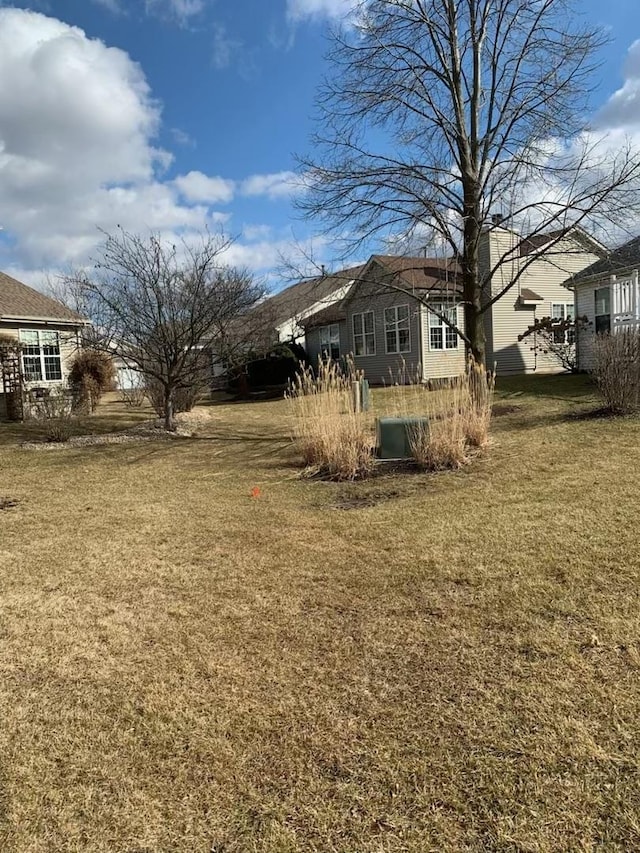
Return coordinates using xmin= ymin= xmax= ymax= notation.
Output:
xmin=65 ymin=228 xmax=265 ymax=429
xmin=299 ymin=0 xmax=640 ymax=366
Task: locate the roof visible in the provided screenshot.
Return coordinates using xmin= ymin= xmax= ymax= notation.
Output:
xmin=260 ymin=264 xmax=366 ymax=329
xmin=569 ymin=234 xmax=640 ymax=284
xmin=0 ymin=270 xmax=86 ymax=324
xmin=300 ymin=254 xmax=461 ymax=329
xmin=519 ymin=226 xmax=607 ymax=258
xmin=519 ymin=287 xmax=544 ymax=303
xmin=369 ymin=254 xmax=462 ymax=294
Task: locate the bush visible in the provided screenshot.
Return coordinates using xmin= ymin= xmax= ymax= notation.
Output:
xmin=26 ymin=386 xmax=75 ymax=442
xmin=68 ymin=349 xmax=115 ymax=413
xmin=593 ymin=331 xmax=640 ymax=414
xmin=286 ymin=359 xmax=375 ymax=480
xmin=231 ymin=343 xmax=307 ymax=390
xmin=385 ymin=358 xmax=495 ymax=470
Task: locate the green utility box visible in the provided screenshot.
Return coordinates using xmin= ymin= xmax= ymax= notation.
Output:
xmin=376 ymin=416 xmax=430 ymax=460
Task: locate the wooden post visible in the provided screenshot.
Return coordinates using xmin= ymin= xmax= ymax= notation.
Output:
xmin=352 ymin=380 xmax=361 ymax=413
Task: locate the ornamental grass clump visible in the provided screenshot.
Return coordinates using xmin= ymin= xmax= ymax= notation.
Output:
xmin=383 ymin=358 xmax=495 ymax=470
xmin=286 ymin=358 xmax=375 ymax=480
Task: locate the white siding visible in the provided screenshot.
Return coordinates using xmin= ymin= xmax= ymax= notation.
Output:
xmin=575 ymin=280 xmax=600 ymax=371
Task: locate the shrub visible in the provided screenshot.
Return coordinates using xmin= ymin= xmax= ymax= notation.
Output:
xmin=385 ymin=358 xmax=495 ymax=470
xmin=26 ymin=386 xmax=75 ymax=442
xmin=286 ymin=358 xmax=375 ymax=480
xmin=593 ymin=330 xmax=640 ymax=414
xmin=68 ymin=349 xmax=115 ymax=413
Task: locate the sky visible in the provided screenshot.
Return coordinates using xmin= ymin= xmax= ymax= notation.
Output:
xmin=0 ymin=0 xmax=638 ymax=293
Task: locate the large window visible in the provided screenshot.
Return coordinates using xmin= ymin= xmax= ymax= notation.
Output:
xmin=319 ymin=323 xmax=340 ymax=360
xmin=595 ymin=287 xmax=611 ymax=334
xmin=19 ymin=329 xmax=62 ymax=382
xmin=352 ymin=311 xmax=375 ymax=356
xmin=428 ymin=303 xmax=458 ymax=350
xmin=384 ymin=305 xmax=410 ymax=354
xmin=551 ymin=302 xmax=575 ymax=344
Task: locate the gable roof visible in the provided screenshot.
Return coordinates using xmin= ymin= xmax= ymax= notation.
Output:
xmin=519 ymin=226 xmax=607 ymax=258
xmin=260 ymin=264 xmax=366 ymax=329
xmin=301 ymin=254 xmax=461 ymax=329
xmin=568 ymin=234 xmax=640 ymax=284
xmin=369 ymin=254 xmax=462 ymax=294
xmin=0 ymin=271 xmax=86 ymax=324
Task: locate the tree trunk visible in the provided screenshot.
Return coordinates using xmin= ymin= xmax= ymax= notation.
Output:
xmin=164 ymin=386 xmax=175 ymax=431
xmin=461 ymin=191 xmax=486 ymax=369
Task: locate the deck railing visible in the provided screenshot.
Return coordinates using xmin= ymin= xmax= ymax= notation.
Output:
xmin=612 ymin=271 xmax=640 ymax=329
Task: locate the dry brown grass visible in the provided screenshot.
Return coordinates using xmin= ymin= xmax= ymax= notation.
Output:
xmin=286 ymin=360 xmax=375 ymax=480
xmin=288 ymin=359 xmax=494 ymax=477
xmin=1 ymin=374 xmax=640 ymax=852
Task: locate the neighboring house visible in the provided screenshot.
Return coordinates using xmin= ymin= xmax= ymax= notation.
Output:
xmin=256 ymin=264 xmax=366 ymax=348
xmin=565 ymin=234 xmax=640 ymax=371
xmin=478 ymin=225 xmax=607 ymax=374
xmin=303 ymin=255 xmax=465 ymax=384
xmin=0 ymin=270 xmax=88 ymax=419
xmin=298 ymin=227 xmax=606 ymax=383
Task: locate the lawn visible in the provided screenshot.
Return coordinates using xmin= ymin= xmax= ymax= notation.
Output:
xmin=1 ymin=375 xmax=640 ymax=852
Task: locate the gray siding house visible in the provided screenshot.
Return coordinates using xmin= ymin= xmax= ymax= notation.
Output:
xmin=303 ymin=255 xmax=466 ymax=384
xmin=565 ymin=234 xmax=640 ymax=371
xmin=299 ymin=227 xmax=606 ymax=383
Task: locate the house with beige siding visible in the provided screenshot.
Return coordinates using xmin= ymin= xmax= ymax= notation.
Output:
xmin=0 ymin=270 xmax=87 ymax=419
xmin=564 ymin=234 xmax=640 ymax=371
xmin=478 ymin=225 xmax=606 ymax=374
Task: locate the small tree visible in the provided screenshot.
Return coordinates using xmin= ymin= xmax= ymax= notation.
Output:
xmin=64 ymin=229 xmax=266 ymax=430
xmin=593 ymin=330 xmax=640 ymax=414
xmin=518 ymin=315 xmax=591 ymax=373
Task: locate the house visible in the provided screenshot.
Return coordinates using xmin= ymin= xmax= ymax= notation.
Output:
xmin=255 ymin=264 xmax=366 ymax=348
xmin=565 ymin=234 xmax=640 ymax=371
xmin=303 ymin=255 xmax=465 ymax=384
xmin=478 ymin=225 xmax=607 ymax=374
xmin=299 ymin=227 xmax=606 ymax=383
xmin=0 ymin=270 xmax=88 ymax=419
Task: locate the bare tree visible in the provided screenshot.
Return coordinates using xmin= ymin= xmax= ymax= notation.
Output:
xmin=299 ymin=0 xmax=640 ymax=366
xmin=65 ymin=228 xmax=265 ymax=429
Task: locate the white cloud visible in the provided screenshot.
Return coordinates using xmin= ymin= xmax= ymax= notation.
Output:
xmin=596 ymin=40 xmax=640 ymax=131
xmin=286 ymin=0 xmax=359 ymax=23
xmin=173 ymin=171 xmax=235 ymax=204
xmin=0 ymin=8 xmax=319 ymax=289
xmin=144 ymin=0 xmax=206 ymax=24
xmin=241 ymin=171 xmax=302 ymax=200
xmin=212 ymin=23 xmax=243 ymax=70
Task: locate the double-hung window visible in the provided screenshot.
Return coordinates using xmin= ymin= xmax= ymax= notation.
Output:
xmin=20 ymin=329 xmax=63 ymax=382
xmin=352 ymin=311 xmax=375 ymax=356
xmin=594 ymin=287 xmax=611 ymax=334
xmin=551 ymin=302 xmax=575 ymax=344
xmin=319 ymin=323 xmax=340 ymax=360
xmin=428 ymin=303 xmax=458 ymax=350
xmin=384 ymin=305 xmax=410 ymax=354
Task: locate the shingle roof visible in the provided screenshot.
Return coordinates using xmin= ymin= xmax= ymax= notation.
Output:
xmin=520 ymin=287 xmax=544 ymax=302
xmin=0 ymin=271 xmax=86 ymax=323
xmin=569 ymin=234 xmax=640 ymax=284
xmin=370 ymin=255 xmax=462 ymax=294
xmin=260 ymin=264 xmax=366 ymax=328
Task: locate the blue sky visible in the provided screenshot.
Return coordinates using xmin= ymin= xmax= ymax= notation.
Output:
xmin=0 ymin=0 xmax=638 ymax=292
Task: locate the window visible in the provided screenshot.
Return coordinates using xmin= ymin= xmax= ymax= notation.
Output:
xmin=352 ymin=311 xmax=375 ymax=356
xmin=428 ymin=303 xmax=458 ymax=350
xmin=595 ymin=287 xmax=611 ymax=334
xmin=19 ymin=329 xmax=62 ymax=382
xmin=319 ymin=323 xmax=340 ymax=360
xmin=384 ymin=305 xmax=411 ymax=354
xmin=551 ymin=302 xmax=575 ymax=344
